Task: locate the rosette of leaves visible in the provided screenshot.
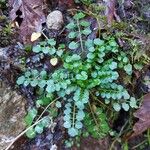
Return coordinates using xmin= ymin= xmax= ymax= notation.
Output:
xmin=17 ymin=21 xmax=138 ymax=137
xmin=32 ymin=38 xmax=64 ymax=57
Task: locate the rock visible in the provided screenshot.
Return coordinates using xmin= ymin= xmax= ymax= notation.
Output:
xmin=0 ymin=80 xmax=26 ymax=150
xmin=46 ymin=10 xmax=64 ymax=30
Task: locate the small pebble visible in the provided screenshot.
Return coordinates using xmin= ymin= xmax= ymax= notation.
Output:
xmin=46 ymin=10 xmax=64 ymax=30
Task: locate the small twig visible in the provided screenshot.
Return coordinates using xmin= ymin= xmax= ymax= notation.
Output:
xmin=88 ymin=102 xmax=99 ymax=126
xmin=41 ymin=28 xmax=49 ymax=40
xmin=36 ymin=97 xmax=60 ymax=122
xmin=72 ymin=103 xmax=76 ymax=127
xmin=5 ymin=118 xmax=44 ymax=150
xmin=90 ymin=92 xmax=112 ymax=111
xmin=58 ymin=27 xmax=66 ymax=36
xmin=131 ymin=140 xmax=147 ymax=150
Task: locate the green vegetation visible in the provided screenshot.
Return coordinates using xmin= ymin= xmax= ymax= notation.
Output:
xmin=75 ymin=0 xmax=94 ymax=6
xmin=17 ymin=12 xmax=147 ymax=142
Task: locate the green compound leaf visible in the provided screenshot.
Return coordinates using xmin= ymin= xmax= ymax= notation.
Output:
xmin=33 ymin=45 xmax=42 ymax=53
xmin=23 ymin=80 xmax=30 ymax=87
xmin=87 ymin=53 xmax=95 ymax=59
xmin=69 ymin=41 xmax=79 ymax=50
xmin=40 ymin=70 xmax=47 ymax=78
xmin=109 ymin=40 xmax=117 ymax=47
xmin=109 ymin=62 xmax=117 ymax=70
xmin=36 ymin=96 xmax=53 ymax=107
xmin=123 ymin=57 xmax=128 ymax=63
xmin=71 ymin=54 xmax=81 ymax=61
xmin=80 ymin=20 xmax=90 ymax=27
xmin=56 ymin=50 xmax=63 ymax=57
xmin=134 ymin=63 xmax=143 ymax=70
xmin=85 ymin=39 xmax=93 ymax=48
xmin=17 ymin=76 xmax=26 ymax=85
xmin=82 ymin=28 xmax=92 ymax=35
xmin=42 ymin=46 xmax=49 ymax=54
xmin=94 ymin=38 xmax=104 ymax=46
xmin=68 ymin=31 xmax=77 ymax=39
xmin=123 ymin=90 xmax=130 ymax=99
xmin=30 ymin=80 xmax=39 ymax=87
xmin=88 ymin=46 xmax=95 ymax=52
xmin=76 ymin=110 xmax=85 ymax=120
xmin=46 ymin=85 xmax=53 ymax=93
xmin=122 ymin=103 xmax=130 ymax=111
xmin=113 ymin=103 xmax=121 ymax=111
xmin=26 ymin=127 xmax=36 ymax=139
xmin=49 ymin=47 xmax=56 ymax=55
xmin=73 ymin=12 xmax=86 ymax=20
xmin=130 ymin=97 xmax=138 ymax=108
xmin=25 ymin=71 xmax=31 ymax=77
xmin=55 ymin=101 xmax=62 ymax=108
xmin=17 ymin=34 xmax=139 ymax=139
xmin=24 ymin=108 xmax=37 ymax=126
xmin=38 ymin=80 xmax=47 ymax=88
xmin=75 ymin=121 xmax=83 ymax=129
xmin=31 ymin=69 xmax=39 ymax=76
xmin=64 ymin=121 xmax=71 ymax=128
xmin=64 ymin=107 xmax=71 ymax=114
xmin=68 ymin=127 xmax=78 ymax=137
xmin=124 ymin=64 xmax=132 ymax=75
xmin=41 ymin=117 xmax=51 ymax=127
xmin=34 ymin=124 xmax=44 ymax=134
xmin=84 ymin=108 xmax=110 ymax=138
xmin=47 ymin=38 xmax=56 ymax=46
xmin=66 ymin=22 xmax=76 ymax=29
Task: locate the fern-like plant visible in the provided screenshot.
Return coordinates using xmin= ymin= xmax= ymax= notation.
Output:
xmin=17 ymin=12 xmax=139 ymax=138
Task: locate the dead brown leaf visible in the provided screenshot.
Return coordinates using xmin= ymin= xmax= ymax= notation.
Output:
xmin=132 ymin=93 xmax=150 ymax=136
xmin=9 ymin=0 xmax=46 ymax=44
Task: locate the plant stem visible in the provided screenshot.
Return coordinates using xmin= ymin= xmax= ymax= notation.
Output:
xmin=88 ymin=102 xmax=98 ymax=127
xmin=36 ymin=97 xmax=60 ymax=122
xmin=90 ymin=92 xmax=112 ymax=111
xmin=41 ymin=28 xmax=48 ymax=40
xmin=72 ymin=103 xmax=76 ymax=127
xmin=76 ymin=19 xmax=84 ymax=53
xmin=131 ymin=139 xmax=147 ymax=150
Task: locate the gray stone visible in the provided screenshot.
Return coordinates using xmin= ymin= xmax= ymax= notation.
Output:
xmin=46 ymin=10 xmax=64 ymax=30
xmin=0 ymin=81 xmax=26 ymax=150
